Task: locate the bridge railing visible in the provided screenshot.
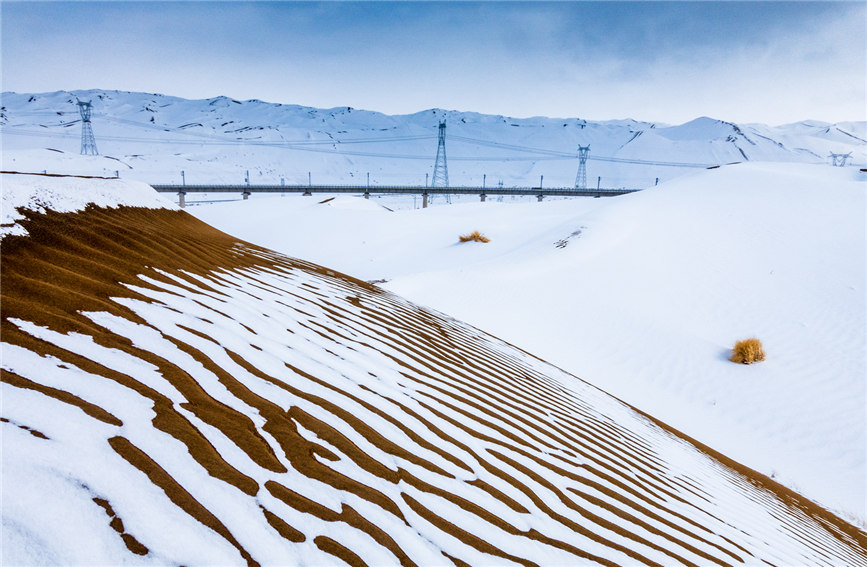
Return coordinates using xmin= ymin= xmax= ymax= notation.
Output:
xmin=150 ymin=184 xmax=642 ymax=207
xmin=151 ymin=184 xmax=641 ymax=195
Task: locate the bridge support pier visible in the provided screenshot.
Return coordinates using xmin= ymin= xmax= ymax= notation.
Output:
xmin=243 ymin=191 xmax=250 ymax=200
xmin=537 ymin=194 xmax=544 ymax=202
xmin=480 ymin=193 xmax=486 ymax=202
xmin=423 ymin=192 xmax=428 ymax=209
xmin=178 ymin=191 xmax=186 ymax=208
xmin=364 ymin=191 xmax=370 ymax=200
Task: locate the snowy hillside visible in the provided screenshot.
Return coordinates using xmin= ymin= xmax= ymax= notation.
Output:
xmin=2 ymin=89 xmax=865 ymax=188
xmin=2 ymin=173 xmax=866 ymax=565
xmin=191 ymin=162 xmax=867 ymax=529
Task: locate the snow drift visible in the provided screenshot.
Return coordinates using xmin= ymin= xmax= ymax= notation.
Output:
xmin=1 ymin=173 xmax=866 ymax=565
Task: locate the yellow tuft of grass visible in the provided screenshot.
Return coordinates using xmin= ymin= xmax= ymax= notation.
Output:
xmin=729 ymin=338 xmax=766 ymax=364
xmin=459 ymin=230 xmax=490 ymax=243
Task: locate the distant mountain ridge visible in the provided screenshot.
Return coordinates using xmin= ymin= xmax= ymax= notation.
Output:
xmin=1 ymin=89 xmax=864 ymax=186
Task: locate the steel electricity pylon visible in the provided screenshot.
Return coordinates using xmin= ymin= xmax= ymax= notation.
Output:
xmin=574 ymin=145 xmax=590 ymax=189
xmin=431 ymin=120 xmax=449 ymax=188
xmin=77 ymin=99 xmax=98 ymax=155
xmin=829 ymin=152 xmax=852 ymax=167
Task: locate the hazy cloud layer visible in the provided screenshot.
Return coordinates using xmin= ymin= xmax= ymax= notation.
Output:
xmin=2 ymin=1 xmax=864 ymax=124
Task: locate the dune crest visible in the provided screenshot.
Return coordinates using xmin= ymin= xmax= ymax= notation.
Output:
xmin=1 ymin=196 xmax=866 ymax=564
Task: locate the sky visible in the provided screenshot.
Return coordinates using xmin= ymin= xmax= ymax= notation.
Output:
xmin=1 ymin=1 xmax=865 ymax=125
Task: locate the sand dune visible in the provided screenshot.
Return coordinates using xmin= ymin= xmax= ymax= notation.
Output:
xmin=1 ymin=176 xmax=866 ymax=565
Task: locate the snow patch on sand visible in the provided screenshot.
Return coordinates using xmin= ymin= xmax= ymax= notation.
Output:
xmin=1 ymin=173 xmax=176 ymax=238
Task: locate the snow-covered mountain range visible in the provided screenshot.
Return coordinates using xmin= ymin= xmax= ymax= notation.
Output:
xmin=2 ymin=89 xmax=865 ymax=187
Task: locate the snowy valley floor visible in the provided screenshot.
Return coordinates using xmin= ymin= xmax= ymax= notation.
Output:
xmin=189 ymin=163 xmax=867 ymax=528
xmin=1 ymin=171 xmax=865 ymax=566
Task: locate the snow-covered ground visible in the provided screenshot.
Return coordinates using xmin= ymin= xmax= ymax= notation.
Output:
xmin=2 ymin=89 xmax=865 ymax=561
xmin=2 ymin=173 xmax=866 ymax=565
xmin=191 ymin=162 xmax=867 ymax=527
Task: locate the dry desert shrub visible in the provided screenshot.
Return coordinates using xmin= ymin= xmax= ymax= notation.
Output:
xmin=459 ymin=230 xmax=490 ymax=243
xmin=730 ymin=338 xmax=766 ymax=364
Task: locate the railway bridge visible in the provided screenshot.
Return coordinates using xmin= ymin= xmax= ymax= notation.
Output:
xmin=151 ymin=184 xmax=642 ymax=208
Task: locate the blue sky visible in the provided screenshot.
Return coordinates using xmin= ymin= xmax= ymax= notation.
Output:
xmin=2 ymin=1 xmax=864 ymax=124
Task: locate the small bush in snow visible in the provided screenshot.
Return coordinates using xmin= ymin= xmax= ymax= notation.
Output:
xmin=730 ymin=338 xmax=765 ymax=364
xmin=459 ymin=230 xmax=490 ymax=243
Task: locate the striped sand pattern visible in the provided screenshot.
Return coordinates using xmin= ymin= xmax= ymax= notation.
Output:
xmin=2 ymin=202 xmax=866 ymax=566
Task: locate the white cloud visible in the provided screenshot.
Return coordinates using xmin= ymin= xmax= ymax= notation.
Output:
xmin=2 ymin=2 xmax=863 ymax=124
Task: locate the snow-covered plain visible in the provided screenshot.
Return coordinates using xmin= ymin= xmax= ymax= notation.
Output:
xmin=191 ymin=162 xmax=867 ymax=528
xmin=2 ymin=173 xmax=866 ymax=565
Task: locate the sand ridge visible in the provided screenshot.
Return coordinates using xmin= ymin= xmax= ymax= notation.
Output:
xmin=2 ymin=204 xmax=866 ymax=565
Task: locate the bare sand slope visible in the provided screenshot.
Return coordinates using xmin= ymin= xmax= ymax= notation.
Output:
xmin=2 ymin=204 xmax=866 ymax=565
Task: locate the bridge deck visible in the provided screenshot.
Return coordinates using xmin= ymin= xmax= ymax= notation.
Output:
xmin=151 ymin=184 xmax=641 ymax=198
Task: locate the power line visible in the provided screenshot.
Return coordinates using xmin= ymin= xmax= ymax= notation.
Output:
xmin=2 ymin=121 xmax=715 ymax=167
xmin=0 ymin=127 xmax=559 ymax=160
xmin=451 ymin=134 xmax=713 ymax=167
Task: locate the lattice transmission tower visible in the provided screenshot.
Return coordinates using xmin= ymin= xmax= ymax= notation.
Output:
xmin=77 ymin=99 xmax=98 ymax=155
xmin=829 ymin=152 xmax=852 ymax=167
xmin=431 ymin=120 xmax=449 ymax=188
xmin=574 ymin=145 xmax=590 ymax=189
